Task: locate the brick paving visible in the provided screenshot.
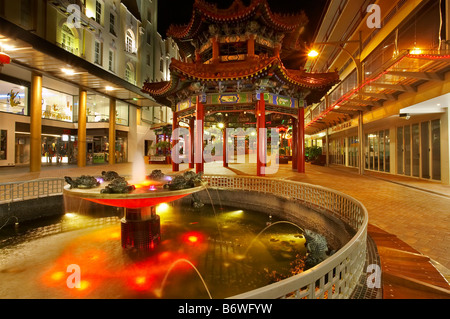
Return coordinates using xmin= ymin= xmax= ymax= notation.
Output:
xmin=1 ymin=160 xmax=449 ymax=298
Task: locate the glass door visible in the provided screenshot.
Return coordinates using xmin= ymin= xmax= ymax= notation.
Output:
xmin=412 ymin=124 xmax=420 ymax=177
xmin=404 ymin=125 xmax=411 ymax=176
xmin=379 ymin=131 xmax=384 ymax=171
xmin=431 ymin=119 xmax=441 ymax=180
xmin=397 ymin=127 xmax=403 ymax=174
xmin=421 ymin=121 xmax=430 ymax=179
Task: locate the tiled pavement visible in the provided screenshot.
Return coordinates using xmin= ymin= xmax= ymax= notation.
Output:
xmin=1 ymin=160 xmax=449 ymax=298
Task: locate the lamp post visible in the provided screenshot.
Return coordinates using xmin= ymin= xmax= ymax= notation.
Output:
xmin=308 ymin=31 xmax=365 ymax=175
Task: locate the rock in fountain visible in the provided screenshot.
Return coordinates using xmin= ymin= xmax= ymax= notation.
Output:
xmin=147 ymin=169 xmax=166 ymax=181
xmin=101 ymin=170 xmax=121 ymax=181
xmin=164 ymin=171 xmax=203 ymax=190
xmin=64 ymin=175 xmax=100 ymax=189
xmin=101 ymin=177 xmax=136 ymax=194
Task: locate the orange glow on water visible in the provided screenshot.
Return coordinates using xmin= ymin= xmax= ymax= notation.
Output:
xmin=51 ymin=271 xmax=64 ymax=281
xmin=182 ymin=231 xmax=205 ymax=245
xmin=188 ymin=236 xmax=198 ymax=243
xmin=40 ymin=225 xmax=209 ymax=297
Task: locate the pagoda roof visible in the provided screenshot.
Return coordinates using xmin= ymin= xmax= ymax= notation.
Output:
xmin=142 ymin=56 xmax=339 ymax=104
xmin=167 ymin=0 xmax=308 ymax=40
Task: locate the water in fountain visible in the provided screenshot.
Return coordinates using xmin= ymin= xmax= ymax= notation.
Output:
xmin=240 ymin=221 xmax=305 ymax=258
xmin=131 ymin=151 xmax=147 ymax=184
xmin=0 ymin=200 xmax=309 ymax=299
xmin=155 ymin=258 xmax=212 ymax=299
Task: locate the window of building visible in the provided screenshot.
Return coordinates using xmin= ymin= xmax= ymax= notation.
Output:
xmin=126 ymin=30 xmax=135 ymax=53
xmin=116 ymin=101 xmax=129 ymax=126
xmin=94 ymin=41 xmax=102 ymax=65
xmin=95 ymin=0 xmax=102 ymax=24
xmin=41 ymin=88 xmax=74 ymax=122
xmin=146 ymin=54 xmax=151 ymax=66
xmin=0 ymin=79 xmax=28 ymax=115
xmin=365 ymin=130 xmax=390 ymax=173
xmin=160 ymin=58 xmax=164 ymax=72
xmin=61 ymin=24 xmax=75 ymax=53
xmin=108 ymin=50 xmax=115 ymax=72
xmin=125 ymin=63 xmax=135 ymax=84
xmin=86 ymin=94 xmax=109 ymax=123
xmin=396 ymin=120 xmax=441 ymax=180
xmin=109 ymin=13 xmax=116 ymax=36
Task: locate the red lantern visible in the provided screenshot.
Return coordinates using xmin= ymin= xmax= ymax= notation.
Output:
xmin=0 ymin=52 xmax=11 ymax=65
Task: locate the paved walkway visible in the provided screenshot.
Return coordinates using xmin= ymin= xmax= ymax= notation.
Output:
xmin=1 ymin=160 xmax=449 ymax=298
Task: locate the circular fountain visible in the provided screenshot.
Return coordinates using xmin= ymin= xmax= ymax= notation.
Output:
xmin=0 ymin=173 xmax=367 ymax=299
xmin=63 ymin=171 xmax=206 ymax=251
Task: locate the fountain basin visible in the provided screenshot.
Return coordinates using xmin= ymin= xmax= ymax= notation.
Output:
xmin=63 ymin=183 xmax=207 ymax=209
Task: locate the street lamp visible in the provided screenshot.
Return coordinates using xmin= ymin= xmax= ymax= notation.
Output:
xmin=307 ymin=31 xmax=365 ymax=175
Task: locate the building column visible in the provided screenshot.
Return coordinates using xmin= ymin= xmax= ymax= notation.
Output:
xmin=247 ymin=34 xmax=255 ymax=57
xmin=256 ymin=97 xmax=266 ymax=177
xmin=189 ymin=117 xmax=195 ymax=169
xmin=292 ymin=116 xmax=298 ymax=170
xmin=297 ymin=107 xmax=305 ymax=173
xmin=195 ymin=96 xmax=204 ymax=174
xmin=109 ymin=98 xmax=116 ymax=165
xmin=77 ymin=89 xmax=87 ymax=167
xmin=30 ymin=72 xmax=42 ymax=172
xmin=223 ymin=122 xmax=228 ymax=168
xmin=172 ymin=111 xmax=179 ymax=172
xmin=212 ymin=36 xmax=219 ymax=63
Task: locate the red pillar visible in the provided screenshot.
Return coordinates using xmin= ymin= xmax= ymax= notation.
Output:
xmin=256 ymin=97 xmax=266 ymax=177
xmin=292 ymin=117 xmax=298 ymax=170
xmin=189 ymin=117 xmax=195 ymax=169
xmin=223 ymin=122 xmax=228 ymax=168
xmin=172 ymin=111 xmax=179 ymax=172
xmin=297 ymin=107 xmax=305 ymax=173
xmin=195 ymin=96 xmax=204 ymax=174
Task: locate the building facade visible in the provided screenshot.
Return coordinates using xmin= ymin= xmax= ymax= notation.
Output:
xmin=0 ymin=0 xmax=178 ymax=169
xmin=305 ymin=0 xmax=450 ymax=184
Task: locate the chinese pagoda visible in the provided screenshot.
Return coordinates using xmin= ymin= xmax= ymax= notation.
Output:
xmin=142 ymin=0 xmax=339 ymax=176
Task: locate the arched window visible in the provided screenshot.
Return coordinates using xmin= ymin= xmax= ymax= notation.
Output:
xmin=125 ymin=63 xmax=135 ymax=84
xmin=61 ymin=24 xmax=75 ymax=53
xmin=125 ymin=30 xmax=135 ymax=53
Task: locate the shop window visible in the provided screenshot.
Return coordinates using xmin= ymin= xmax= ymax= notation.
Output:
xmin=41 ymin=88 xmax=74 ymax=122
xmin=0 ymin=79 xmax=28 ymax=115
xmin=396 ymin=121 xmax=440 ymax=180
xmin=116 ymin=101 xmax=129 ymax=126
xmin=86 ymin=94 xmax=109 ymax=123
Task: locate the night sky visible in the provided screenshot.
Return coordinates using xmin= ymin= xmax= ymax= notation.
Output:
xmin=157 ymin=0 xmax=329 ymax=42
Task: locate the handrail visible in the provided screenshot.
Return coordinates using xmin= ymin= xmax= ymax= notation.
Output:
xmin=0 ymin=178 xmax=65 ymax=204
xmin=202 ymin=175 xmax=368 ymax=299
